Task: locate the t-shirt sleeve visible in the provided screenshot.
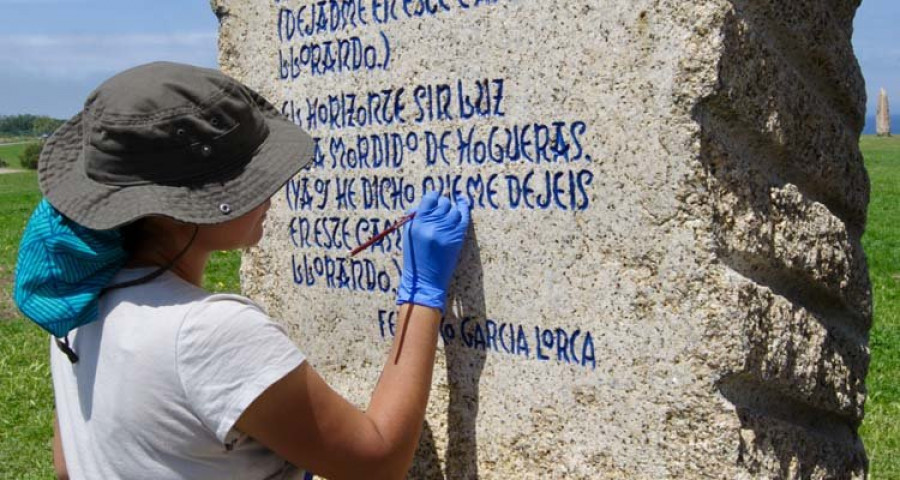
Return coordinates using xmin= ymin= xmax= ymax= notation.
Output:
xmin=176 ymin=295 xmax=306 ymax=444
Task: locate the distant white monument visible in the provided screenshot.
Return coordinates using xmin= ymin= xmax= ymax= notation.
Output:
xmin=877 ymin=88 xmax=891 ymax=137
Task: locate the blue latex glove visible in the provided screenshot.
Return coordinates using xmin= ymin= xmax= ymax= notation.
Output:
xmin=396 ymin=191 xmax=471 ymax=312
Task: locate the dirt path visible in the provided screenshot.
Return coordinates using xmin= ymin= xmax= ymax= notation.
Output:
xmin=0 ymin=168 xmax=25 ymax=175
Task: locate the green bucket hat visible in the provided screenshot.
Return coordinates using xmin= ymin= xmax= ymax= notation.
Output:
xmin=38 ymin=61 xmax=315 ymax=230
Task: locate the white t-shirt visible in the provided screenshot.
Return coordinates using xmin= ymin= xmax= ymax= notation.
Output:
xmin=50 ymin=268 xmax=308 ymax=480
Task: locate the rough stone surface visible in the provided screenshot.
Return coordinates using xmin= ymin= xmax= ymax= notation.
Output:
xmin=877 ymin=88 xmax=891 ymax=137
xmin=214 ymin=0 xmax=871 ymax=477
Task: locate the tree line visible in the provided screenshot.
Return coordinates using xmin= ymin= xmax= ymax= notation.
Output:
xmin=0 ymin=114 xmax=65 ymax=137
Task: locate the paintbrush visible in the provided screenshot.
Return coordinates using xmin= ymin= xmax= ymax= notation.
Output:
xmin=349 ymin=212 xmax=416 ymax=257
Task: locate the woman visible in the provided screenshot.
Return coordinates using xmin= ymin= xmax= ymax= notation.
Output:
xmin=15 ymin=62 xmax=470 ymax=479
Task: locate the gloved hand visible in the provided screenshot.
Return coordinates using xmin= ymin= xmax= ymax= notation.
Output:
xmin=396 ymin=191 xmax=471 ymax=312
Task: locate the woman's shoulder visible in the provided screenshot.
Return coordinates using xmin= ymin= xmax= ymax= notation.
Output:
xmin=109 ymin=267 xmax=265 ymax=312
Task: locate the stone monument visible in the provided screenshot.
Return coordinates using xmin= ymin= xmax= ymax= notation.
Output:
xmin=877 ymin=88 xmax=891 ymax=137
xmin=213 ymin=0 xmax=871 ymax=477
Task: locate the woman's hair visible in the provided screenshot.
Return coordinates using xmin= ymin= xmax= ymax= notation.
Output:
xmin=119 ymin=219 xmax=147 ymax=258
xmin=103 ymin=220 xmax=199 ymax=294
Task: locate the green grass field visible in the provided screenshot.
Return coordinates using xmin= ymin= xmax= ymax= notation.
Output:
xmin=860 ymin=135 xmax=900 ymax=478
xmin=0 ymin=142 xmax=36 ymax=170
xmin=0 ymin=138 xmax=898 ymax=478
xmin=0 ymin=171 xmax=51 ymax=479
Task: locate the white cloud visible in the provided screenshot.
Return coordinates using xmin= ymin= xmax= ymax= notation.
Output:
xmin=0 ymin=32 xmax=218 ymax=79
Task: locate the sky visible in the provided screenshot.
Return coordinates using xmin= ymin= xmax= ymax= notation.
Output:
xmin=853 ymin=0 xmax=899 ymax=131
xmin=0 ymin=0 xmax=896 ymax=127
xmin=0 ymin=0 xmax=219 ymax=118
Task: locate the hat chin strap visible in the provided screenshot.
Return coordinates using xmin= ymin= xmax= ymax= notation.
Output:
xmin=56 ymin=336 xmax=79 ymax=364
xmin=54 ymin=225 xmax=201 ymax=364
xmin=103 ymin=224 xmax=200 ymax=293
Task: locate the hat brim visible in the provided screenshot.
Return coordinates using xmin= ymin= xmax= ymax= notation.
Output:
xmin=38 ymin=96 xmax=315 ymax=230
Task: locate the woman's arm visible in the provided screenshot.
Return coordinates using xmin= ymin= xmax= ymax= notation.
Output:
xmin=236 ymin=192 xmax=469 ymax=479
xmin=53 ymin=412 xmax=69 ymax=480
xmin=236 ymin=303 xmax=441 ymax=480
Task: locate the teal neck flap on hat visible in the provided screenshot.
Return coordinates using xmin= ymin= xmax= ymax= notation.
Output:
xmin=14 ymin=199 xmax=128 ymax=338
